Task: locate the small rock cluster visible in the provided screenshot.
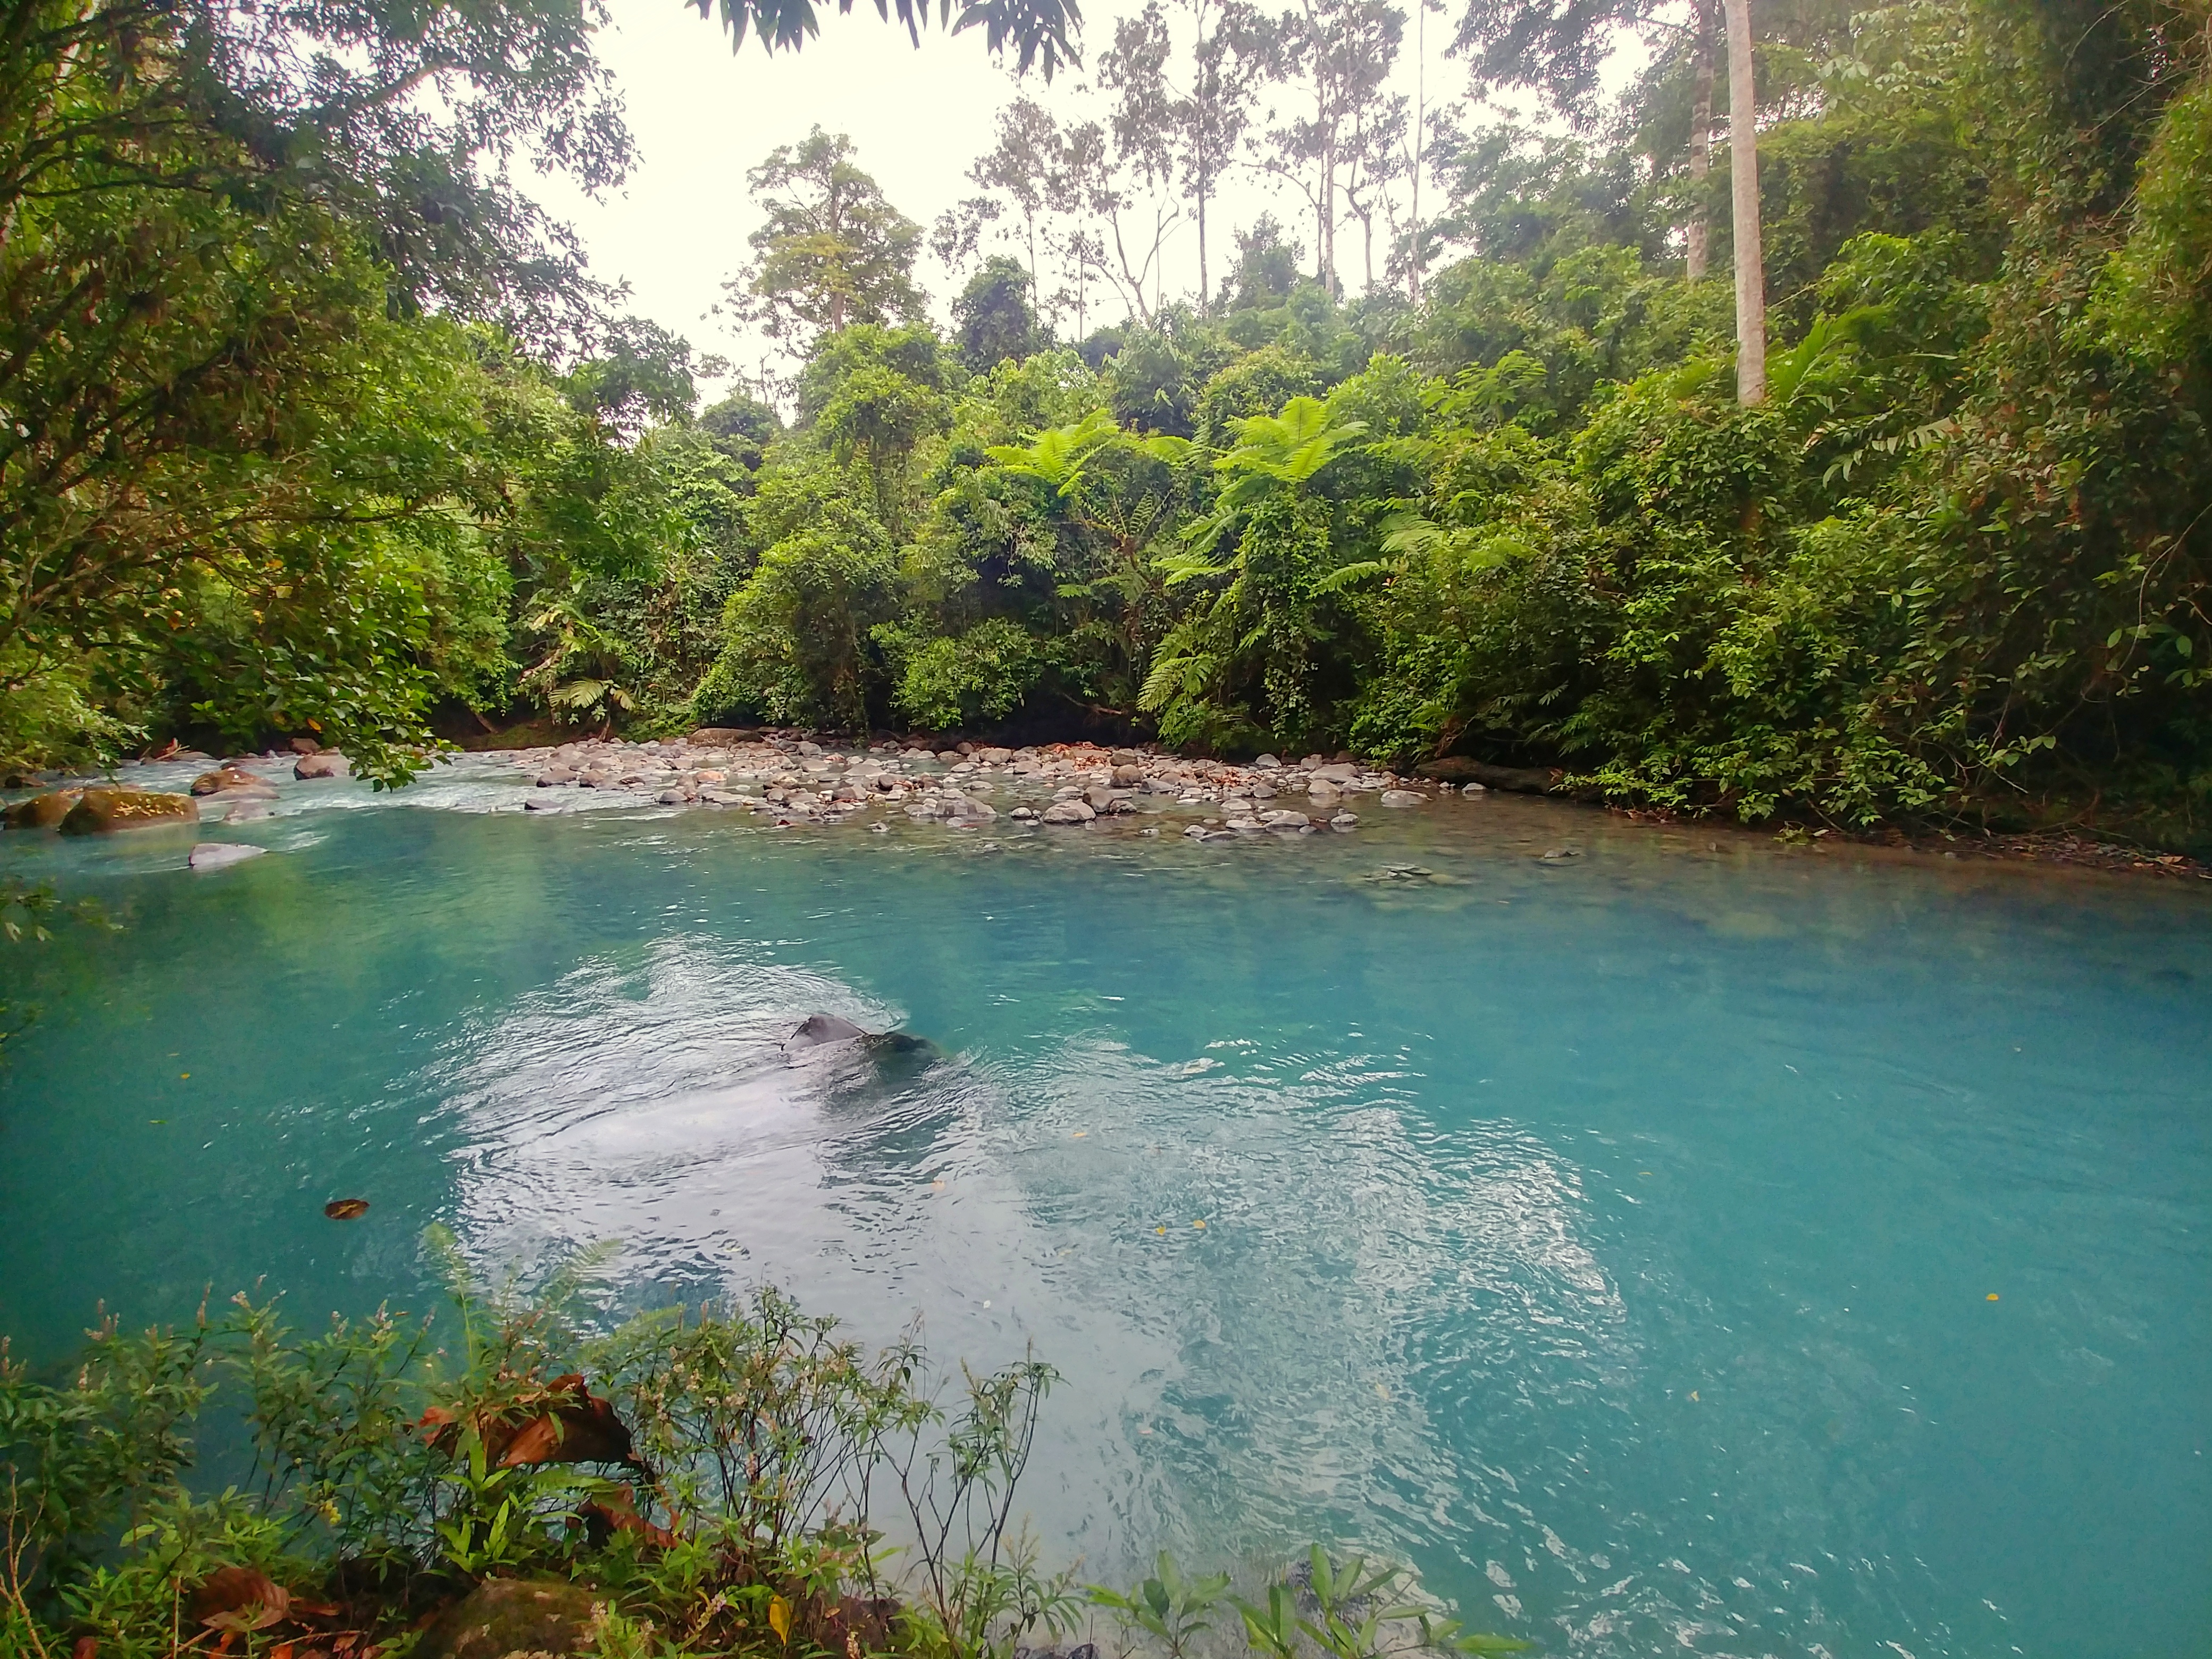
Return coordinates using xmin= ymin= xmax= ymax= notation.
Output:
xmin=502 ymin=730 xmax=1460 ymax=837
xmin=3 ymin=741 xmax=350 ymax=839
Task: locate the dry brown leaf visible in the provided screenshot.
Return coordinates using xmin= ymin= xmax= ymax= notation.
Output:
xmin=192 ymin=1566 xmax=291 ymax=1632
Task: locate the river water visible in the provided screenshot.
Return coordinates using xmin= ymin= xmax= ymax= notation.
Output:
xmin=2 ymin=757 xmax=2206 ymax=1658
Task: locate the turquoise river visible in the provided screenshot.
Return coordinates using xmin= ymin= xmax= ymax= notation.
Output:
xmin=2 ymin=756 xmax=2207 ymax=1659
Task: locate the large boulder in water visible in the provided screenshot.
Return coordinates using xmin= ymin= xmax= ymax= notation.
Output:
xmin=786 ymin=1013 xmax=934 ymax=1060
xmin=191 ymin=766 xmax=277 ymax=798
xmin=294 ymin=752 xmax=349 ymax=780
xmin=788 ymin=1012 xmax=870 ymax=1048
xmin=60 ymin=788 xmax=197 ymax=834
xmin=416 ymin=1577 xmax=601 ymax=1659
xmin=5 ymin=790 xmax=80 ymax=830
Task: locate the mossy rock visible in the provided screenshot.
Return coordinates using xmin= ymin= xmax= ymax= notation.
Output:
xmin=416 ymin=1577 xmax=602 ymax=1659
xmin=58 ymin=788 xmax=197 ymax=834
xmin=4 ymin=790 xmax=81 ymax=830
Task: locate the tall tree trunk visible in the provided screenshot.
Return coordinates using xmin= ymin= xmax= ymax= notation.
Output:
xmin=1724 ymin=0 xmax=1765 ymax=405
xmin=1195 ymin=0 xmax=1212 ymax=315
xmin=1197 ymin=160 xmax=1210 ymax=314
xmin=1686 ymin=0 xmax=1714 ymax=283
xmin=1409 ymin=0 xmax=1425 ymax=304
xmin=1316 ymin=80 xmax=1331 ymax=294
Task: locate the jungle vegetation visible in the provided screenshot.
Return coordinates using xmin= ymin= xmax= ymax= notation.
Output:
xmin=5 ymin=0 xmax=2212 ymax=852
xmin=0 ymin=1248 xmax=1530 ymax=1658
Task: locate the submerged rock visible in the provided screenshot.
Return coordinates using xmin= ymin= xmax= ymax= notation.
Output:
xmin=4 ymin=790 xmax=80 ymax=830
xmin=189 ymin=842 xmax=265 ymax=872
xmin=60 ymin=789 xmax=197 ymax=834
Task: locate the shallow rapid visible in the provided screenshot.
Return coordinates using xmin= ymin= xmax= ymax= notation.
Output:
xmin=2 ymin=756 xmax=2206 ymax=1659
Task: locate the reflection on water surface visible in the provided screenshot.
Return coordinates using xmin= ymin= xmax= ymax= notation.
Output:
xmin=2 ymin=757 xmax=2207 ymax=1659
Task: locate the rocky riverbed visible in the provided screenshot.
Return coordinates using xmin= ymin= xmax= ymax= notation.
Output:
xmin=501 ymin=728 xmax=1473 ymax=838
xmin=1 ymin=728 xmax=1485 ymax=857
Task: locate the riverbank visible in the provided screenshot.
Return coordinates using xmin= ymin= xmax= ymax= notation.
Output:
xmin=7 ymin=726 xmax=2210 ymax=883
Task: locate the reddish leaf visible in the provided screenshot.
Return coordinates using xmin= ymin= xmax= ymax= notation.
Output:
xmin=323 ymin=1199 xmax=370 ymax=1220
xmin=192 ymin=1566 xmax=291 ymax=1631
xmin=583 ymin=1485 xmax=676 ymax=1548
xmin=499 ymin=1414 xmax=562 ymax=1466
xmin=419 ymin=1373 xmax=635 ymax=1468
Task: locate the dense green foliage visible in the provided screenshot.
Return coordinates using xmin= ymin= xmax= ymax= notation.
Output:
xmin=8 ymin=0 xmax=2212 ymax=847
xmin=0 ymin=1259 xmax=1523 ymax=1659
xmin=682 ymin=0 xmax=2212 ymax=847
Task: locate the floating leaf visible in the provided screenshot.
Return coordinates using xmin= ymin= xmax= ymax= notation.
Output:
xmin=323 ymin=1198 xmax=370 ymax=1220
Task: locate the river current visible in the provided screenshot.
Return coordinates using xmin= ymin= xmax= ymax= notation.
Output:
xmin=2 ymin=755 xmax=2206 ymax=1659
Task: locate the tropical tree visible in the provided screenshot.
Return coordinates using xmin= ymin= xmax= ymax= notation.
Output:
xmin=727 ymin=129 xmax=927 ymax=349
xmin=695 ymin=466 xmax=902 ymax=731
xmin=1096 ymin=0 xmax=1277 ymax=314
xmin=0 ymin=0 xmax=632 ymax=779
xmin=1259 ymin=0 xmax=1404 ymax=297
xmin=967 ymin=100 xmax=1069 ymax=300
xmin=1723 ymin=0 xmax=1765 ymax=403
xmin=1446 ymin=0 xmax=1799 ymax=398
xmin=954 ymin=257 xmax=1051 ymax=368
xmin=1141 ymin=395 xmax=1368 ymax=745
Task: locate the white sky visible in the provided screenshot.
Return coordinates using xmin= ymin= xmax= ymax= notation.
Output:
xmin=523 ymin=0 xmax=1492 ymax=399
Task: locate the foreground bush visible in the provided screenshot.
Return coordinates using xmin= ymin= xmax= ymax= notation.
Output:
xmin=0 ymin=1243 xmax=1526 ymax=1659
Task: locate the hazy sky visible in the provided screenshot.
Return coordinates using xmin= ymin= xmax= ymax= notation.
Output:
xmin=523 ymin=0 xmax=1494 ymax=397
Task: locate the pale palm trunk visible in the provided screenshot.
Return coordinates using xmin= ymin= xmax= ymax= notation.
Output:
xmin=1724 ymin=0 xmax=1766 ymax=404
